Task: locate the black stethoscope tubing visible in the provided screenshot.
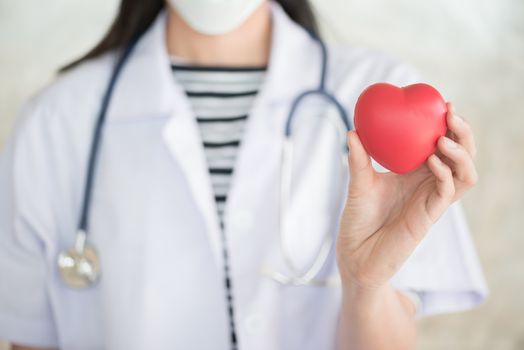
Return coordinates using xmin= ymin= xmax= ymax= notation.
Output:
xmin=77 ymin=36 xmax=140 ymax=234
xmin=78 ymin=33 xmax=351 ymax=237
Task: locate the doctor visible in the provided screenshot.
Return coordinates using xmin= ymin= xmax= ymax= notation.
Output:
xmin=0 ymin=0 xmax=487 ymax=349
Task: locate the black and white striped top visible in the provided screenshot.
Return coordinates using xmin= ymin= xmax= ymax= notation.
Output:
xmin=171 ymin=62 xmax=267 ymax=223
xmin=171 ymin=60 xmax=266 ymax=350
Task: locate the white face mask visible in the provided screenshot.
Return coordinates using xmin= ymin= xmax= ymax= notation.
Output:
xmin=167 ymin=0 xmax=266 ymax=35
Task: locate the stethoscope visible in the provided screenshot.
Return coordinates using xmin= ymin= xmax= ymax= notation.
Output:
xmin=57 ymin=32 xmax=352 ymax=289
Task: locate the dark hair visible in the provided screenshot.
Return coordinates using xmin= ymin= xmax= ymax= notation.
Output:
xmin=60 ymin=0 xmax=318 ymax=72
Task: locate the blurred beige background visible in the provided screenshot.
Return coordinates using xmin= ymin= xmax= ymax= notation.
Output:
xmin=1 ymin=0 xmax=523 ymax=349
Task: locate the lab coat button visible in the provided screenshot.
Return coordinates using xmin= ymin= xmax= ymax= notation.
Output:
xmin=244 ymin=313 xmax=262 ymax=334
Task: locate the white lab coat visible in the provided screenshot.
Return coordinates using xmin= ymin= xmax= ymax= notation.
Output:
xmin=0 ymin=2 xmax=487 ymax=349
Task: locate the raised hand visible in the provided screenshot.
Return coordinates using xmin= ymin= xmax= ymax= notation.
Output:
xmin=336 ymin=103 xmax=478 ymax=289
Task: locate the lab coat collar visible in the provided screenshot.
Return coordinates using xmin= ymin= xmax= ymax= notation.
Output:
xmin=105 ymin=9 xmax=175 ymax=120
xmin=106 ymin=1 xmax=321 ymax=121
xmin=104 ymin=1 xmax=321 ymax=265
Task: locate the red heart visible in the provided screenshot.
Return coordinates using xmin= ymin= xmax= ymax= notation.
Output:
xmin=354 ymin=83 xmax=448 ymax=174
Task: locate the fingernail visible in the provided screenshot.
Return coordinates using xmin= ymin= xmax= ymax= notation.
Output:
xmin=444 ymin=137 xmax=457 ymax=149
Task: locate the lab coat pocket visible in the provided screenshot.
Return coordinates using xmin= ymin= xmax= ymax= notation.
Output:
xmin=278 ymin=101 xmax=348 ymax=282
xmin=280 ymin=209 xmax=339 ymax=283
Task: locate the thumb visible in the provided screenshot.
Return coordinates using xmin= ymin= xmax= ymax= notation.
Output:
xmin=347 ymin=130 xmax=374 ymax=190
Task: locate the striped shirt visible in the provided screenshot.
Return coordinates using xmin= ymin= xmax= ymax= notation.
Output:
xmin=171 ymin=62 xmax=267 ymax=223
xmin=171 ymin=60 xmax=266 ymax=350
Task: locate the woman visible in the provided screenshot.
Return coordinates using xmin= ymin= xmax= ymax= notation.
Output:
xmin=0 ymin=0 xmax=487 ymax=349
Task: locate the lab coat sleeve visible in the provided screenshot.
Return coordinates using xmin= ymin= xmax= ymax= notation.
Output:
xmin=382 ymin=62 xmax=489 ymax=317
xmin=0 ymin=100 xmax=60 ymax=347
xmin=390 ymin=202 xmax=488 ymax=317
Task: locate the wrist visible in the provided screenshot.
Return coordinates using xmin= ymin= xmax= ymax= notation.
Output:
xmin=337 ymin=258 xmax=389 ymax=296
xmin=341 ymin=278 xmax=391 ymax=306
xmin=341 ymin=279 xmax=418 ymax=319
xmin=340 ymin=274 xmax=389 ymax=320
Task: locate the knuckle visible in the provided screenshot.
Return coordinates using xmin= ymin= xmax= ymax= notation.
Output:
xmin=464 ymin=170 xmax=479 ymax=187
xmin=449 ymin=185 xmax=456 ymax=199
xmin=442 ymin=180 xmax=456 ymax=200
xmin=456 ymin=119 xmax=471 ymax=137
xmin=443 ymin=164 xmax=453 ymax=177
xmin=446 ymin=173 xmax=456 ymax=195
xmin=448 ymin=179 xmax=457 ymax=196
xmin=455 ymin=145 xmax=470 ymax=161
xmin=461 ymin=118 xmax=471 ymax=130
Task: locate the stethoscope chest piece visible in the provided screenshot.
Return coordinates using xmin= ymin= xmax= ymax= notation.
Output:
xmin=57 ymin=230 xmax=100 ymax=288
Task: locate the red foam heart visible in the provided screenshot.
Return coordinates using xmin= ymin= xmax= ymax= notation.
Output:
xmin=354 ymin=83 xmax=448 ymax=174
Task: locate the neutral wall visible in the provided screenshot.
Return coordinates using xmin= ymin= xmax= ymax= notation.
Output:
xmin=1 ymin=0 xmax=523 ymax=349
